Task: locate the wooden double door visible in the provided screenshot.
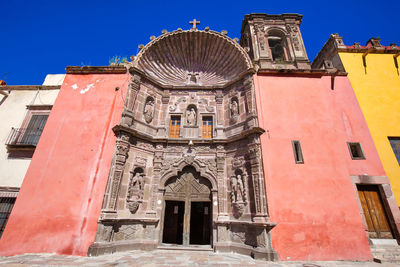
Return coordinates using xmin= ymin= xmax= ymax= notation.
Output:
xmin=162 ymin=167 xmax=212 ymax=246
xmin=162 ymin=200 xmax=211 ymax=245
xmin=357 ymin=185 xmax=394 ymax=239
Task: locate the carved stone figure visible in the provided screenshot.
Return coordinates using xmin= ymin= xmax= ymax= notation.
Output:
xmin=143 ymin=98 xmax=154 ymax=123
xmin=186 ymin=107 xmax=196 ymax=126
xmin=231 ymin=173 xmax=244 ymax=203
xmin=127 ymin=171 xmax=145 ymax=213
xmin=230 ymin=99 xmax=239 ymax=117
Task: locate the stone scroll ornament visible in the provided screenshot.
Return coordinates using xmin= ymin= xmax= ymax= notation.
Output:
xmin=143 ymin=97 xmax=155 ymax=123
xmin=230 ymin=171 xmax=247 ymax=218
xmin=126 ymin=170 xmax=145 ymax=214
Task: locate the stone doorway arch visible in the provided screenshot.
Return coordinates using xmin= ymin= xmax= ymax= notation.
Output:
xmin=161 ymin=166 xmax=213 ymax=246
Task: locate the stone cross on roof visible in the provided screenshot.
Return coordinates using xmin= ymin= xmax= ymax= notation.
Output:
xmin=189 ymin=19 xmax=200 ymax=29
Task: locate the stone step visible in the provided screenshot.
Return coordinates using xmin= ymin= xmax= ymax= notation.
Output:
xmin=157 ymin=244 xmax=213 ymax=252
xmin=371 ymin=244 xmax=400 ymax=263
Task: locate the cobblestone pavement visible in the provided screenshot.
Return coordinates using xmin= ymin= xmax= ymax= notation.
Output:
xmin=0 ymin=250 xmax=395 ymax=267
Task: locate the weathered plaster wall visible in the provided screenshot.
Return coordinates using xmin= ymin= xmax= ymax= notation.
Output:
xmin=0 ymin=87 xmax=60 ymax=188
xmin=0 ymin=73 xmax=128 ymax=256
xmin=254 ymin=74 xmax=385 ymax=261
xmin=339 ymin=52 xmax=400 ymax=206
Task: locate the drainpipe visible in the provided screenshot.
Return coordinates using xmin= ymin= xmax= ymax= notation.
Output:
xmin=394 ymin=52 xmax=400 ymax=75
xmin=362 ymin=47 xmax=376 ymax=74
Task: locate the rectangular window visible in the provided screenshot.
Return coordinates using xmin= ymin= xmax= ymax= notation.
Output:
xmin=292 ymin=140 xmax=304 ymax=164
xmin=20 ymin=114 xmax=49 ymax=146
xmin=348 ymin=142 xmax=365 ymax=160
xmin=202 ymin=117 xmax=213 ymax=138
xmin=0 ymin=197 xmax=16 ymax=238
xmin=169 ymin=116 xmax=181 ymax=138
xmin=388 ymin=137 xmax=400 ymax=165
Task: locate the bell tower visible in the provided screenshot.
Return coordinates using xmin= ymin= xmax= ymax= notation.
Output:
xmin=240 ymin=13 xmax=311 ymax=70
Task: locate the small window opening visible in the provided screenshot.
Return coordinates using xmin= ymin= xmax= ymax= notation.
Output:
xmin=169 ymin=116 xmax=181 ymax=138
xmin=348 ymin=142 xmax=365 ymax=160
xmin=0 ymin=197 xmax=16 ymax=238
xmin=388 ymin=137 xmax=400 ymax=165
xmin=202 ymin=117 xmax=213 ymax=138
xmin=292 ymin=140 xmax=304 ymax=164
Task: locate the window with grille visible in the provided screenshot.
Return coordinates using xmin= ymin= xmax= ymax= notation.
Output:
xmin=0 ymin=197 xmax=16 ymax=238
xmin=202 ymin=117 xmax=213 ymax=138
xmin=169 ymin=116 xmax=181 ymax=138
xmin=388 ymin=137 xmax=400 ymax=165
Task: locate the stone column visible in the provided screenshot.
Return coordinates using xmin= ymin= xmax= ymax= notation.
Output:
xmin=147 ymin=143 xmax=164 ymax=216
xmin=121 ymin=74 xmax=141 ymax=127
xmin=103 ymin=132 xmax=130 ymax=213
xmin=216 ymin=144 xmax=228 ymax=219
xmin=248 ymin=135 xmax=269 ymax=222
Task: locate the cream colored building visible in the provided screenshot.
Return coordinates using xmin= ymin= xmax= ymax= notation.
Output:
xmin=0 ymin=74 xmax=64 ymax=236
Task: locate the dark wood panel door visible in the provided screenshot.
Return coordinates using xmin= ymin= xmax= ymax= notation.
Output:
xmin=162 ymin=201 xmax=184 ymax=244
xmin=190 ymin=202 xmax=211 ymax=245
xmin=357 ymin=185 xmax=393 ymax=239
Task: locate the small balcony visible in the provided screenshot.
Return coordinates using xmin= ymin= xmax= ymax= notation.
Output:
xmin=6 ymin=127 xmax=42 ymax=149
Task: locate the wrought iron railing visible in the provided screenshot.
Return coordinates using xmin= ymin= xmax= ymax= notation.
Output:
xmin=6 ymin=128 xmax=42 ymax=147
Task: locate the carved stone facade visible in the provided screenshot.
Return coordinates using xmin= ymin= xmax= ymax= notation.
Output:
xmin=240 ymin=13 xmax=311 ymax=70
xmin=89 ymin=24 xmax=277 ymax=260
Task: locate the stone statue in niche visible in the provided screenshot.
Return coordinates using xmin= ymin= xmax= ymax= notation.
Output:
xmin=186 ymin=107 xmax=197 ymax=126
xmin=143 ymin=97 xmax=154 ymax=123
xmin=230 ymin=99 xmax=239 ymax=117
xmin=231 ymin=173 xmax=244 ymax=203
xmin=127 ymin=169 xmax=145 ymax=214
xmin=231 ymin=171 xmax=247 ymax=218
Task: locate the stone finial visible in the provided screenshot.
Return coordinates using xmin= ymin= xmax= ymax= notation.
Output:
xmin=233 ymin=38 xmax=239 ymax=43
xmin=177 ymin=28 xmax=182 ymax=32
xmin=204 ymin=26 xmax=210 ymax=31
xmin=138 ymin=44 xmax=144 ymax=50
xmin=367 ymin=37 xmax=382 ymax=48
xmin=130 ymin=55 xmax=136 ymax=61
xmin=162 ymin=29 xmax=168 ymax=34
xmin=150 ymin=36 xmax=156 ymax=41
xmin=221 ymin=30 xmax=227 ymax=35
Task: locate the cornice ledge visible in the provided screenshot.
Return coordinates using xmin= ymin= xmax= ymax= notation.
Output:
xmin=112 ymin=124 xmax=265 ymax=144
xmin=257 ymin=69 xmax=347 ymax=77
xmin=66 ymin=66 xmax=128 ymax=74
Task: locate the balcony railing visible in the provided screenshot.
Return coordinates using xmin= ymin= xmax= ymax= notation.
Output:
xmin=6 ymin=128 xmax=42 ymax=147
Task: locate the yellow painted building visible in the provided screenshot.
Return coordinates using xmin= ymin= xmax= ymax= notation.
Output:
xmin=313 ymin=35 xmax=400 ymax=205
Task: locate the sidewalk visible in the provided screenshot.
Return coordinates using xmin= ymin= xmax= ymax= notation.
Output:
xmin=0 ymin=250 xmax=394 ymax=266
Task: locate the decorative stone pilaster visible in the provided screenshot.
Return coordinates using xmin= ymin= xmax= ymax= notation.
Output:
xmin=248 ymin=135 xmax=268 ymax=221
xmin=105 ymin=132 xmax=130 ymax=212
xmin=121 ymin=75 xmax=141 ymax=127
xmin=216 ymin=144 xmax=227 ymax=218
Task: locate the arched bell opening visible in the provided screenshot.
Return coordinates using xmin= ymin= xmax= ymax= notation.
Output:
xmin=160 ymin=166 xmax=214 ymax=247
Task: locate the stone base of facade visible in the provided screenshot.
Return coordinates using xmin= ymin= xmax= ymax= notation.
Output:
xmin=88 ymin=240 xmax=158 ymax=256
xmin=214 ymin=242 xmax=278 ymax=260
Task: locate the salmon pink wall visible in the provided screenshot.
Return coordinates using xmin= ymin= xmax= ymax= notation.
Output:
xmin=0 ymin=73 xmax=129 ymax=256
xmin=254 ymin=74 xmax=385 ymax=261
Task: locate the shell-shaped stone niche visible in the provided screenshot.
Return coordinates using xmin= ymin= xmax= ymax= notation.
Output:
xmin=135 ymin=30 xmax=252 ymax=87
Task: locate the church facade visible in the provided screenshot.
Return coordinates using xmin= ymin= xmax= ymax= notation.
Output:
xmin=0 ymin=13 xmax=399 ymax=261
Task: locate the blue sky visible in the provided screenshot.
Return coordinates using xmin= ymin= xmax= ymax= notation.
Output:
xmin=1 ymin=0 xmax=398 ymax=85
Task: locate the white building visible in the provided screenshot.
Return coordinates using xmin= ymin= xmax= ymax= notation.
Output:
xmin=0 ymin=74 xmax=64 ymax=237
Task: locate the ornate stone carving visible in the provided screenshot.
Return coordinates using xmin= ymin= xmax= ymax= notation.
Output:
xmin=127 ymin=169 xmax=145 ymax=214
xmin=186 ymin=106 xmax=197 ymax=126
xmin=143 ymin=97 xmax=155 ymax=123
xmin=184 ymin=155 xmax=195 ymax=165
xmin=169 ymin=96 xmax=187 ymax=111
xmin=198 ymin=98 xmax=215 ymax=112
xmin=230 ymin=97 xmax=239 ymax=124
xmin=254 ymin=23 xmax=266 ymax=51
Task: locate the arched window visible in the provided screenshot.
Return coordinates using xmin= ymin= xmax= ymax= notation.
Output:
xmin=267 ymin=30 xmax=290 ymax=62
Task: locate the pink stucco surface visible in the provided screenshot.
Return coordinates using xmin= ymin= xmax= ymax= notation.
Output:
xmin=0 ymin=73 xmax=129 ymax=256
xmin=254 ymin=74 xmax=385 ymax=261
